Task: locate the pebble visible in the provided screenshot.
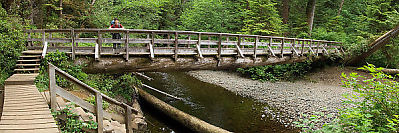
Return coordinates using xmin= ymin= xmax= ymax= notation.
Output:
xmin=187 ymin=67 xmax=358 ymax=128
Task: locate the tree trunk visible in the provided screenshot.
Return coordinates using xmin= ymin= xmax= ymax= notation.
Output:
xmin=337 ymin=0 xmax=344 ymax=16
xmin=306 ymin=0 xmax=316 ymax=36
xmin=282 ymin=0 xmax=290 ymax=24
xmin=346 ymin=24 xmax=399 ymax=65
xmin=59 ymin=0 xmax=62 ymax=16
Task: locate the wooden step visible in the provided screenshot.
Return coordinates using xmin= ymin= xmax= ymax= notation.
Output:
xmin=19 ymin=55 xmax=41 ymax=58
xmin=14 ymin=68 xmax=39 ymax=71
xmin=22 ymin=50 xmax=42 ymax=55
xmin=16 ymin=64 xmax=40 ymax=67
xmin=17 ymin=59 xmax=41 ymax=62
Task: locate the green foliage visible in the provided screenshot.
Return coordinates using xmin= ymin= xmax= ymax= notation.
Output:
xmin=87 ymin=73 xmax=141 ymax=102
xmin=85 ymin=96 xmax=110 ymax=110
xmin=237 ymin=60 xmax=313 ymax=82
xmin=52 ymin=103 xmax=97 ymax=133
xmin=178 ymin=0 xmax=242 ymax=33
xmin=0 ymin=3 xmax=26 ymax=85
xmin=241 ymin=0 xmax=283 ymax=35
xmin=295 ymin=64 xmax=399 ymax=132
xmin=35 ymin=51 xmax=88 ymax=91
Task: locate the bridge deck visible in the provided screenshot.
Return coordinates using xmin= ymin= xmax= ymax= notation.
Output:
xmin=1 ymin=74 xmax=59 ymax=133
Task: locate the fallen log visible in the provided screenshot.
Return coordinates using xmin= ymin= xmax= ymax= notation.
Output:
xmin=349 ymin=67 xmax=399 ymax=75
xmin=137 ymin=87 xmax=231 ymax=133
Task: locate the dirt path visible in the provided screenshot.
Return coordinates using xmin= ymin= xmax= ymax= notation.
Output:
xmin=187 ymin=66 xmax=365 ymax=127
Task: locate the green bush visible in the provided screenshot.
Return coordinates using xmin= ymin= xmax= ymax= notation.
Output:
xmin=237 ymin=60 xmax=313 ymax=82
xmin=52 ymin=103 xmax=97 ymax=133
xmin=0 ymin=3 xmax=26 ymax=85
xmin=295 ymin=64 xmax=399 ymax=132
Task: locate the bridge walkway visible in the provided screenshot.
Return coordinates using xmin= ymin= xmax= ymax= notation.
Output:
xmin=0 ymin=74 xmax=59 ymax=133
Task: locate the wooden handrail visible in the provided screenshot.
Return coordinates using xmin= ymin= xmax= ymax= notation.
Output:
xmin=48 ymin=63 xmax=138 ymax=133
xmin=26 ymin=29 xmax=342 ymax=61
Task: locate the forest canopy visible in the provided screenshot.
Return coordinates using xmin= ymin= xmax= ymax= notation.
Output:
xmin=0 ymin=0 xmax=398 ymax=73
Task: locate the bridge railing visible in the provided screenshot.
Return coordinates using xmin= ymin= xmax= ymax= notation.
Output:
xmin=26 ymin=29 xmax=343 ymax=60
xmin=48 ymin=63 xmax=139 ymax=133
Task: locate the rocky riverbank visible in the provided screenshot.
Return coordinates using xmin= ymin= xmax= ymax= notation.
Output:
xmin=187 ymin=66 xmax=362 ymax=127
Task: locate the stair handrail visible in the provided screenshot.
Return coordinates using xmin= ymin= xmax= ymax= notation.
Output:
xmin=48 ymin=63 xmax=138 ymax=133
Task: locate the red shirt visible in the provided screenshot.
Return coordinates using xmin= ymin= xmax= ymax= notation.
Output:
xmin=111 ymin=24 xmax=123 ymax=28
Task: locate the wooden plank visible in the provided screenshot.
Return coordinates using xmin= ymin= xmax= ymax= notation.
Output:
xmin=217 ymin=34 xmax=222 ymax=59
xmin=301 ymin=40 xmax=305 ymax=56
xmin=3 ymin=104 xmax=48 ymax=110
xmin=125 ymin=31 xmax=129 ymax=60
xmin=0 ymin=123 xmax=57 ymax=130
xmin=236 ymin=36 xmax=244 ymax=58
xmin=49 ymin=65 xmax=57 ymax=110
xmin=254 ymin=36 xmax=258 ymax=58
xmin=0 ymin=119 xmax=55 ymax=125
xmin=95 ymin=43 xmax=100 ymax=60
xmin=0 ymin=128 xmax=59 ymax=133
xmin=280 ymin=38 xmax=284 ymax=58
xmin=2 ymin=110 xmax=52 ymax=116
xmin=125 ymin=104 xmax=133 ymax=133
xmin=196 ymin=33 xmax=203 ymax=58
xmin=174 ymin=32 xmax=178 ymax=60
xmin=268 ymin=38 xmax=276 ymax=56
xmin=0 ymin=114 xmax=53 ymax=120
xmin=55 ymin=85 xmax=95 ymax=112
xmin=150 ymin=32 xmax=155 ymax=59
xmin=95 ymin=92 xmax=104 ymax=133
xmin=71 ymin=29 xmax=76 ymax=60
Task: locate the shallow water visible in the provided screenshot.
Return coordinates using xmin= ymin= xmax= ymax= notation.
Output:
xmin=138 ymin=71 xmax=298 ymax=133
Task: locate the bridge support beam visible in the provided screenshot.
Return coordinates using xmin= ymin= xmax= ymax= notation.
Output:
xmin=78 ymin=55 xmax=325 ymax=73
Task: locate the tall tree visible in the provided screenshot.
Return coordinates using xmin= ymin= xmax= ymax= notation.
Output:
xmin=337 ymin=0 xmax=344 ymax=16
xmin=282 ymin=0 xmax=290 ymax=24
xmin=306 ymin=0 xmax=316 ymax=36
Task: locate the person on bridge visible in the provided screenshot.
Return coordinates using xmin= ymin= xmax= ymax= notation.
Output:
xmin=109 ymin=18 xmax=124 ymax=53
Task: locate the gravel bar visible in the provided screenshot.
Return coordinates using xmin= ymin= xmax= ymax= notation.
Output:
xmin=187 ymin=67 xmax=359 ymax=127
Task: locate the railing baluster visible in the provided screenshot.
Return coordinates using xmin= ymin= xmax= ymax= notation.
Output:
xmin=174 ymin=32 xmax=178 ymax=60
xmin=316 ymin=41 xmax=320 ymax=56
xmin=125 ymin=31 xmax=129 ymax=60
xmin=280 ymin=38 xmax=284 ymax=58
xmin=42 ymin=31 xmax=48 ymax=58
xmin=49 ymin=64 xmax=57 ymax=110
xmin=217 ymin=34 xmax=222 ymax=60
xmin=71 ymin=29 xmax=76 ymax=60
xmin=125 ymin=104 xmax=133 ymax=133
xmin=254 ymin=36 xmax=258 ymax=58
xmin=95 ymin=92 xmax=104 ymax=133
xmin=150 ymin=32 xmax=155 ymax=59
xmin=197 ymin=33 xmax=203 ymax=58
xmin=98 ymin=31 xmax=102 ymax=59
xmin=301 ymin=40 xmax=305 ymax=56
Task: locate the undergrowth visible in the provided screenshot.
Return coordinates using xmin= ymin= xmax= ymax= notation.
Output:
xmin=295 ymin=64 xmax=399 ymax=132
xmin=52 ymin=103 xmax=98 ymax=133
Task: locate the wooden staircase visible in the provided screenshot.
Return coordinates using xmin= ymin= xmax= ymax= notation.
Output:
xmin=15 ymin=50 xmax=42 ymax=74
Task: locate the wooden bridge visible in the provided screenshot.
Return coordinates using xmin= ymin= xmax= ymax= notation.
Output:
xmin=0 ymin=29 xmax=343 ymax=133
xmin=26 ymin=29 xmax=343 ymax=61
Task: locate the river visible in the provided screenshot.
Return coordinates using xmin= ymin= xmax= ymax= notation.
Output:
xmin=138 ymin=71 xmax=298 ymax=133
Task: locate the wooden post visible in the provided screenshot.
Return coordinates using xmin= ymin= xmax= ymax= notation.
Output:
xmin=167 ymin=34 xmax=171 ymax=47
xmin=291 ymin=39 xmax=295 ymax=55
xmin=301 ymin=40 xmax=305 ymax=56
xmin=71 ymin=30 xmax=76 ymax=60
xmin=236 ymin=35 xmax=244 ymax=57
xmin=174 ymin=32 xmax=178 ymax=60
xmin=188 ymin=35 xmax=191 ymax=48
xmin=125 ymin=105 xmax=133 ymax=133
xmin=42 ymin=31 xmax=48 ymax=58
xmin=28 ymin=32 xmax=32 ymax=47
xmin=254 ymin=36 xmax=258 ymax=58
xmin=125 ymin=31 xmax=129 ymax=60
xmin=49 ymin=64 xmax=57 ymax=110
xmin=208 ymin=36 xmax=211 ymax=48
xmin=268 ymin=37 xmax=275 ymax=56
xmin=196 ymin=33 xmax=203 ymax=58
xmin=316 ymin=41 xmax=320 ymax=56
xmin=217 ymin=34 xmax=222 ymax=60
xmin=97 ymin=31 xmax=102 ymax=59
xmin=95 ymin=92 xmax=103 ymax=133
xmin=280 ymin=38 xmax=284 ymax=58
xmin=49 ymin=33 xmax=53 ymax=47
xmin=150 ymin=32 xmax=155 ymax=59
